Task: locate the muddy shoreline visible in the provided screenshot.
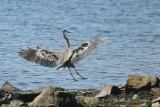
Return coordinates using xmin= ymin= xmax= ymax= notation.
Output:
xmin=0 ymin=75 xmax=160 ymax=107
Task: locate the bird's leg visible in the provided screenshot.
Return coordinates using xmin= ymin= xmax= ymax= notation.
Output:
xmin=68 ymin=68 xmax=77 ymax=81
xmin=73 ymin=67 xmax=87 ymax=80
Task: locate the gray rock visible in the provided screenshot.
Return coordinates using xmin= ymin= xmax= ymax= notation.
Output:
xmin=30 ymin=86 xmax=64 ymax=107
xmin=125 ymin=75 xmax=159 ymax=93
xmin=95 ymin=85 xmax=121 ymax=98
xmin=30 ymin=87 xmax=83 ymax=107
xmin=1 ymin=81 xmax=22 ymax=93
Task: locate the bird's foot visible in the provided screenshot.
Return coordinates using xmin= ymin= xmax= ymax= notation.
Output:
xmin=56 ymin=65 xmax=63 ymax=70
xmin=73 ymin=79 xmax=78 ymax=81
xmin=81 ymin=77 xmax=88 ymax=80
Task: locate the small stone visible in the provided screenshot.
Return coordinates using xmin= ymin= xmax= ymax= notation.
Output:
xmin=47 ymin=104 xmax=56 ymax=107
xmin=125 ymin=75 xmax=159 ymax=93
xmin=119 ymin=98 xmax=125 ymax=102
xmin=142 ymin=101 xmax=147 ymax=107
xmin=83 ymin=97 xmax=98 ymax=107
xmin=95 ymin=85 xmax=121 ymax=98
xmin=132 ymin=94 xmax=138 ymax=100
xmin=119 ymin=105 xmax=126 ymax=107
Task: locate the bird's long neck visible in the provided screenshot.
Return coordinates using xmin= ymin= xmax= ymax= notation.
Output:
xmin=63 ymin=33 xmax=70 ymax=48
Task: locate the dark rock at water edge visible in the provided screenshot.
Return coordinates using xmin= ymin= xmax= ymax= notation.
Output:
xmin=1 ymin=81 xmax=23 ymax=93
xmin=125 ymin=75 xmax=160 ymax=93
xmin=95 ymin=85 xmax=121 ymax=98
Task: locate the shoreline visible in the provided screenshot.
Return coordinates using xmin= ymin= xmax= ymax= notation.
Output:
xmin=0 ymin=75 xmax=160 ymax=107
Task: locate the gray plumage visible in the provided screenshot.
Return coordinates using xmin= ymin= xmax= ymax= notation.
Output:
xmin=18 ymin=30 xmax=103 ymax=81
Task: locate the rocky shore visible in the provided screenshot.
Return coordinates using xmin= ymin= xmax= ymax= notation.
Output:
xmin=0 ymin=75 xmax=160 ymax=107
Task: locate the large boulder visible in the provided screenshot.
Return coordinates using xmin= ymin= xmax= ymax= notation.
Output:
xmin=30 ymin=87 xmax=83 ymax=107
xmin=18 ymin=89 xmax=42 ymax=103
xmin=30 ymin=87 xmax=64 ymax=107
xmin=95 ymin=85 xmax=121 ymax=98
xmin=0 ymin=82 xmax=41 ymax=104
xmin=125 ymin=75 xmax=159 ymax=93
xmin=0 ymin=81 xmax=23 ymax=105
xmin=1 ymin=81 xmax=22 ymax=93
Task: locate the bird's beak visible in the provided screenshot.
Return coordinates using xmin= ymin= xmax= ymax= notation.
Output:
xmin=62 ymin=30 xmax=71 ymax=36
xmin=64 ymin=30 xmax=71 ymax=36
xmin=66 ymin=30 xmax=71 ymax=33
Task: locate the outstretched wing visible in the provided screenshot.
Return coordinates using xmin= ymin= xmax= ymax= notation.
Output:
xmin=71 ymin=37 xmax=103 ymax=63
xmin=18 ymin=47 xmax=59 ymax=67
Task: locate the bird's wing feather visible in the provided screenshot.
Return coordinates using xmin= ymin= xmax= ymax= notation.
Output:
xmin=71 ymin=37 xmax=103 ymax=63
xmin=18 ymin=47 xmax=59 ymax=67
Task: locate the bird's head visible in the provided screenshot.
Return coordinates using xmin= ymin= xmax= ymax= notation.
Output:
xmin=62 ymin=30 xmax=71 ymax=37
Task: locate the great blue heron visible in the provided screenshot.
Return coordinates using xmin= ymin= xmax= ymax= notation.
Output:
xmin=18 ymin=30 xmax=103 ymax=81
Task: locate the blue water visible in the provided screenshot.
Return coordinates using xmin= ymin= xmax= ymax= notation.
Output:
xmin=0 ymin=0 xmax=160 ymax=90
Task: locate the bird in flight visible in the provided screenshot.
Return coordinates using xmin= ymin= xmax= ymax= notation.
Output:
xmin=18 ymin=30 xmax=103 ymax=81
